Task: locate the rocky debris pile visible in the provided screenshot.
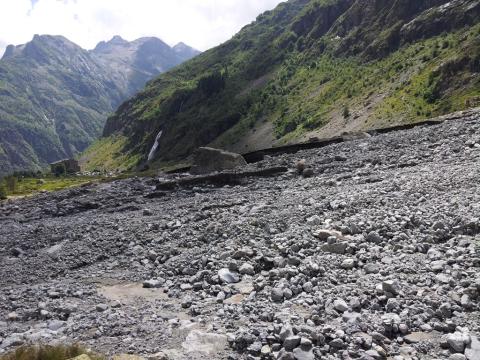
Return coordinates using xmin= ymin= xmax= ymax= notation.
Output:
xmin=0 ymin=110 xmax=479 ymax=359
xmin=190 ymin=147 xmax=247 ymax=175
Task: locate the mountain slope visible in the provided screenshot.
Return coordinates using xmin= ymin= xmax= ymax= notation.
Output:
xmin=0 ymin=35 xmax=199 ymax=176
xmin=91 ymin=36 xmax=200 ymax=97
xmin=85 ymin=0 xmax=480 ymax=172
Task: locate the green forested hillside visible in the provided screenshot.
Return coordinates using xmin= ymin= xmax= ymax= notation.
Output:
xmin=0 ymin=35 xmax=199 ymax=176
xmin=83 ymin=0 xmax=480 ymax=172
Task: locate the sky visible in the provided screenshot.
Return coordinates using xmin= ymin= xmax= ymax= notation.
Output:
xmin=0 ymin=0 xmax=284 ymax=56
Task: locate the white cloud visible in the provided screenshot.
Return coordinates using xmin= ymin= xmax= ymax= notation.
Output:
xmin=0 ymin=0 xmax=284 ymax=55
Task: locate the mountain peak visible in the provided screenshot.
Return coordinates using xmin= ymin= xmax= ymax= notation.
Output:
xmin=109 ymin=35 xmax=128 ymax=45
xmin=90 ymin=35 xmax=199 ymax=93
xmin=31 ymin=34 xmax=71 ymax=44
xmin=173 ymin=42 xmax=197 ymax=51
xmin=93 ymin=35 xmax=129 ymax=52
xmin=172 ymin=42 xmax=201 ymax=60
xmin=133 ymin=36 xmax=170 ymax=50
xmin=2 ymin=44 xmax=17 ymax=59
xmin=136 ymin=36 xmax=166 ymax=43
xmin=173 ymin=42 xmax=187 ymax=49
xmin=1 ymin=34 xmax=81 ymax=62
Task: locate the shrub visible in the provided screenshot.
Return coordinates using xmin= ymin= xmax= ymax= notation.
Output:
xmin=296 ymin=36 xmax=306 ymax=51
xmin=0 ymin=181 xmax=7 ymax=200
xmin=470 ymin=54 xmax=480 ymax=72
xmin=52 ymin=163 xmax=67 ymax=177
xmin=5 ymin=176 xmax=17 ymax=193
xmin=343 ymin=105 xmax=350 ymax=119
xmin=276 ymin=31 xmax=297 ymax=50
xmin=424 ymin=86 xmax=440 ymax=103
xmin=197 ymin=71 xmax=226 ymax=96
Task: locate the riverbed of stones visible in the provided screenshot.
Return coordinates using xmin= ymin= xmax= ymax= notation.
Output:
xmin=0 ymin=110 xmax=479 ymax=359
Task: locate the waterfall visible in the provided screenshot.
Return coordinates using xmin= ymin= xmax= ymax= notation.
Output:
xmin=147 ymin=130 xmax=163 ymax=162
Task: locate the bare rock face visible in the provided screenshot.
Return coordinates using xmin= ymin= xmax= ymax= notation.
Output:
xmin=190 ymin=147 xmax=247 ymax=175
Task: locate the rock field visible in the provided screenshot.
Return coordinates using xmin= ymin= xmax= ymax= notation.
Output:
xmin=0 ymin=109 xmax=479 ymax=359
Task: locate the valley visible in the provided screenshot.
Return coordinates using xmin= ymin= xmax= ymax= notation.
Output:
xmin=0 ymin=35 xmax=199 ymax=176
xmin=0 ymin=110 xmax=479 ymax=359
xmin=0 ymin=1 xmax=479 ymax=359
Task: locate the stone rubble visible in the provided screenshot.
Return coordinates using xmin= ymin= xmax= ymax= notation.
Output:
xmin=0 ymin=110 xmax=479 ymax=359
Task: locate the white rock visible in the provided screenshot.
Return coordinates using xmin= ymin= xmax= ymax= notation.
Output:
xmin=334 ymin=298 xmax=349 ymax=312
xmin=447 ymin=332 xmax=470 ymax=353
xmin=341 ymin=258 xmax=355 ymax=269
xmin=218 ymin=268 xmax=240 ymax=283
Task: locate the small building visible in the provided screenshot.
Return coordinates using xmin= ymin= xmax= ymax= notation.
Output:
xmin=50 ymin=159 xmax=80 ymax=174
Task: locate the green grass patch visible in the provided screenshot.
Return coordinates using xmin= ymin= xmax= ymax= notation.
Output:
xmin=1 ymin=175 xmax=104 ymax=198
xmin=79 ymin=135 xmax=142 ymax=173
xmin=16 ymin=176 xmax=101 ymax=195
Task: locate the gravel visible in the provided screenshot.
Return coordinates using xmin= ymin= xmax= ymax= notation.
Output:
xmin=0 ymin=109 xmax=479 ymax=359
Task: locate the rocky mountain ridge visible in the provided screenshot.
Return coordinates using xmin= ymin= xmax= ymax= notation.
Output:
xmin=0 ymin=34 xmax=199 ymax=176
xmin=91 ymin=35 xmax=199 ymax=97
xmin=0 ymin=108 xmax=479 ymax=359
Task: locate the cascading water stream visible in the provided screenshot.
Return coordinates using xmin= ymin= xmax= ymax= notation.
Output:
xmin=147 ymin=130 xmax=163 ymax=162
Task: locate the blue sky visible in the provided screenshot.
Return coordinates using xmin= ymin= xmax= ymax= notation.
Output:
xmin=0 ymin=0 xmax=284 ymax=55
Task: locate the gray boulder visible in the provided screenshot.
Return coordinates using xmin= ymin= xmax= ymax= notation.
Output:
xmin=283 ymin=335 xmax=301 ymax=351
xmin=466 ymin=336 xmax=480 ymax=360
xmin=334 ymin=298 xmax=349 ymax=312
xmin=321 ymin=241 xmax=347 ymax=254
xmin=190 ymin=147 xmax=247 ymax=175
xmin=446 ymin=332 xmax=471 ymax=353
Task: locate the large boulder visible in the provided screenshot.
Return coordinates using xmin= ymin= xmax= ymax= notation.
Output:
xmin=182 ymin=330 xmax=228 ymax=354
xmin=190 ymin=147 xmax=247 ymax=175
